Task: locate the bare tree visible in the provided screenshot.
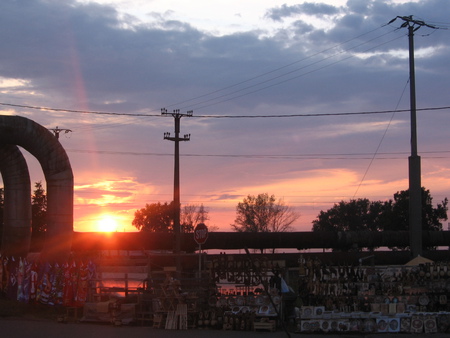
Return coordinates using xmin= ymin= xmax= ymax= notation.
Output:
xmin=181 ymin=203 xmax=210 ymax=232
xmin=231 ymin=193 xmax=299 ymax=232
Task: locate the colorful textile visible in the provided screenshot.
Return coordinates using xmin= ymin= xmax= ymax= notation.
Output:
xmin=1 ymin=256 xmax=96 ymax=308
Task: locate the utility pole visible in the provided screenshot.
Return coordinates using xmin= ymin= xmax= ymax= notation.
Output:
xmin=162 ymin=108 xmax=192 ymax=276
xmin=49 ymin=126 xmax=72 ymax=140
xmin=389 ymin=16 xmax=437 ymax=258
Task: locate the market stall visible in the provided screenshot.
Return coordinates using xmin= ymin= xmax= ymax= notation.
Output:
xmin=295 ymin=255 xmax=450 ymax=333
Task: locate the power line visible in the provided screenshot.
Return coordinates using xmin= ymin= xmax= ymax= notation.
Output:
xmin=180 ymin=32 xmax=406 ymax=111
xmin=172 ymin=28 xmax=401 ymax=111
xmin=424 ymin=21 xmax=450 ymax=29
xmin=0 ymin=102 xmax=159 ymax=117
xmin=74 ymin=190 xmax=418 ymax=200
xmin=0 ymin=26 xmax=413 ymax=117
xmin=165 ymin=25 xmax=389 ymax=110
xmin=1 ymin=101 xmax=449 ymax=118
xmin=0 ymin=26 xmax=445 ymax=119
xmin=353 ymin=77 xmax=411 ymax=198
xmin=194 ymin=106 xmax=450 ymax=118
xmin=65 ymin=148 xmax=450 ymax=159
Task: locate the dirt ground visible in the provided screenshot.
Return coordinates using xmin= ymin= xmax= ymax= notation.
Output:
xmin=1 ymin=300 xmax=450 ymax=338
xmin=0 ymin=317 xmax=285 ymax=338
xmin=2 ymin=318 xmax=450 ymax=338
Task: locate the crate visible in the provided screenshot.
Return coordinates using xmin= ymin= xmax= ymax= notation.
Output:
xmin=253 ymin=320 xmax=276 ymax=332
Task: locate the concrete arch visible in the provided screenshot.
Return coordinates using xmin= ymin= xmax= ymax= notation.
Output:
xmin=0 ymin=144 xmax=32 ymax=257
xmin=0 ymin=115 xmax=73 ymax=260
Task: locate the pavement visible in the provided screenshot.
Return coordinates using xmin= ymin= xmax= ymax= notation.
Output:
xmin=2 ymin=318 xmax=450 ymax=338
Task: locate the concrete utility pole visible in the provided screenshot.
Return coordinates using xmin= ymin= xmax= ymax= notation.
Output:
xmin=49 ymin=126 xmax=72 ymax=140
xmin=162 ymin=108 xmax=192 ymax=274
xmin=389 ymin=16 xmax=437 ymax=258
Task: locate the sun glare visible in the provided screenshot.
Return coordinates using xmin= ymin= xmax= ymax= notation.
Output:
xmin=97 ymin=215 xmax=118 ymax=232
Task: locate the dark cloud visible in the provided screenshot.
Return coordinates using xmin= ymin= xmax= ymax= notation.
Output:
xmin=214 ymin=194 xmax=242 ymax=201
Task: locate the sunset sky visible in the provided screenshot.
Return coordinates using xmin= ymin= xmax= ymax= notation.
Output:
xmin=1 ymin=0 xmax=449 ymax=232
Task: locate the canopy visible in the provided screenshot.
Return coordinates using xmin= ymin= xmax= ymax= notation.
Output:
xmin=405 ymin=255 xmax=434 ymax=266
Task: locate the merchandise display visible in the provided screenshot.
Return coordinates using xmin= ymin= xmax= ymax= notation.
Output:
xmin=295 ymin=256 xmax=450 ymax=333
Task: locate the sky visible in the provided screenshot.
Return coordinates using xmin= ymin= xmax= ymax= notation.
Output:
xmin=0 ymin=0 xmax=450 ymax=233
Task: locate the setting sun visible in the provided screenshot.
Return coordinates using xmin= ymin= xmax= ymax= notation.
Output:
xmin=97 ymin=215 xmax=119 ymax=232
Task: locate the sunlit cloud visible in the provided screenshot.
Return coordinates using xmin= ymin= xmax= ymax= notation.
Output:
xmin=312 ymin=120 xmax=405 ymax=139
xmin=73 ymin=174 xmax=159 ymax=232
xmin=75 ymin=178 xmax=138 ymax=206
xmin=0 ymin=77 xmax=39 ymax=96
xmin=0 ymin=77 xmax=31 ymax=88
xmin=233 ymin=168 xmax=358 ymax=197
xmin=354 ymin=46 xmax=443 ymax=60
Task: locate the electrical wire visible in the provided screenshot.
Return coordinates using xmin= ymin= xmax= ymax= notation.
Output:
xmin=0 ymin=102 xmax=159 ymax=117
xmin=1 ymin=101 xmax=450 ymax=119
xmin=65 ymin=148 xmax=450 ymax=160
xmin=352 ymin=78 xmax=410 ymax=198
xmin=166 ymin=25 xmax=396 ymax=110
xmin=0 ymin=26 xmax=410 ymax=119
xmin=178 ymin=31 xmax=406 ymax=111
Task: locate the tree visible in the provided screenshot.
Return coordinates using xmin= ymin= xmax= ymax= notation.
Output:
xmin=132 ymin=202 xmax=175 ymax=232
xmin=132 ymin=202 xmax=208 ymax=233
xmin=31 ymin=181 xmax=47 ymax=250
xmin=32 ymin=181 xmax=47 ymax=234
xmin=387 ymin=188 xmax=448 ymax=232
xmin=180 ymin=203 xmax=209 ymax=233
xmin=312 ymin=198 xmax=392 ymax=232
xmin=312 ymin=187 xmax=448 ymax=250
xmin=231 ymin=193 xmax=299 ymax=232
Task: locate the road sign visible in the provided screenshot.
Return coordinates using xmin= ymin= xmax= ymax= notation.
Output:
xmin=194 ymin=223 xmax=208 ymax=245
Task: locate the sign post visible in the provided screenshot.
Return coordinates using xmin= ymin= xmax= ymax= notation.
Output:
xmin=194 ymin=223 xmax=208 ymax=278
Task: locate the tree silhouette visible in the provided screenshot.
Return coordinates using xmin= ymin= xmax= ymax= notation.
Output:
xmin=231 ymin=193 xmax=299 ymax=232
xmin=312 ymin=187 xmax=448 ymax=250
xmin=133 ymin=202 xmax=209 ymax=233
xmin=132 ymin=201 xmax=175 ymax=232
xmin=31 ymin=181 xmax=47 ymax=250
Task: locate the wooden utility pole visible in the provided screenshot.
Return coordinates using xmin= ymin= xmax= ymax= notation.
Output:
xmin=162 ymin=108 xmax=192 ymax=275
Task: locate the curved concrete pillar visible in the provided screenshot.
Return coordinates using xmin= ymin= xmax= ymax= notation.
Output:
xmin=0 ymin=115 xmax=73 ymax=260
xmin=0 ymin=144 xmax=32 ymax=257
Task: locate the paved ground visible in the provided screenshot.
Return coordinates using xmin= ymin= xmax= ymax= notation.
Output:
xmin=1 ymin=318 xmax=450 ymax=338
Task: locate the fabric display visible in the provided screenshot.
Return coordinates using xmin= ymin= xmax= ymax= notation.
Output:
xmin=0 ymin=255 xmax=96 ymax=308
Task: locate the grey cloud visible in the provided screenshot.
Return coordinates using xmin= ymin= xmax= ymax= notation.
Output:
xmin=1 ymin=0 xmax=449 ymax=170
xmin=1 ymin=0 xmax=447 ymax=119
xmin=214 ymin=194 xmax=241 ymax=201
xmin=265 ymin=3 xmax=340 ymax=21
